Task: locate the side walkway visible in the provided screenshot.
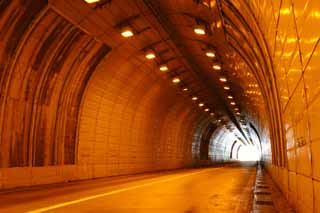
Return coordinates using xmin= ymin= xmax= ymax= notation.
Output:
xmin=252 ymin=164 xmax=295 ymax=212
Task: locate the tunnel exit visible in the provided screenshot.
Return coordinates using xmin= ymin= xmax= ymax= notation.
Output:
xmin=237 ymin=145 xmax=261 ymax=162
xmin=0 ymin=0 xmax=317 ymax=212
xmin=196 ymin=120 xmax=262 ymax=164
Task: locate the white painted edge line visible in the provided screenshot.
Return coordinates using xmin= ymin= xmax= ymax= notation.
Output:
xmin=26 ymin=168 xmax=218 ymax=213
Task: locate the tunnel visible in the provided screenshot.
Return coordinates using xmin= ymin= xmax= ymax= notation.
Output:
xmin=0 ymin=0 xmax=318 ymax=212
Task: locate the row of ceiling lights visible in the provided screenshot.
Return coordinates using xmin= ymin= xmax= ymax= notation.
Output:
xmin=138 ymin=19 xmax=222 ymax=115
xmin=83 ymin=0 xmax=226 ymax=118
xmin=246 ymin=90 xmax=261 ymax=95
xmin=144 ymin=15 xmax=239 ymax=118
xmin=193 ymin=21 xmax=241 ymax=117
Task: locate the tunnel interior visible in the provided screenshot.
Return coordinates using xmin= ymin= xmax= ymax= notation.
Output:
xmin=0 ymin=0 xmax=320 ymax=212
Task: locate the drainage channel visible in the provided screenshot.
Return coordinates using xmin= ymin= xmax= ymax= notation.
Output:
xmin=251 ymin=164 xmax=295 ymax=213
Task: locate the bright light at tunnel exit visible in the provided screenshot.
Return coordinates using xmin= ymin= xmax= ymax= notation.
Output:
xmin=237 ymin=145 xmax=260 ymax=161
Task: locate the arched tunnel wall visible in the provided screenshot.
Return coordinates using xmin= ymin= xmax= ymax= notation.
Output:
xmin=224 ymin=1 xmax=320 ymax=212
xmin=77 ymin=48 xmax=208 ymax=178
xmin=207 ymin=125 xmax=243 ymax=163
xmin=1 ymin=1 xmax=320 ymax=212
xmin=0 ymin=4 xmax=111 ymax=168
xmin=0 ymin=0 xmax=222 ymax=189
xmin=208 ymin=126 xmax=231 ymax=162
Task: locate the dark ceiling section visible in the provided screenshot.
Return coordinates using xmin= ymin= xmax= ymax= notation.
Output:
xmin=142 ymin=0 xmax=265 ymax=144
xmin=143 ymin=1 xmax=229 ymax=111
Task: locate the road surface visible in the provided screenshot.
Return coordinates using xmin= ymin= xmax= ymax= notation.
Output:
xmin=0 ymin=162 xmax=256 ymax=213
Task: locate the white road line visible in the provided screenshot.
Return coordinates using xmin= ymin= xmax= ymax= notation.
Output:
xmin=26 ymin=168 xmax=218 ymax=213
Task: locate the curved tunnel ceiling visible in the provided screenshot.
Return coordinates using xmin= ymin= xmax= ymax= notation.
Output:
xmin=2 ymin=1 xmax=320 ymax=211
xmin=0 ymin=0 xmax=290 ymax=170
xmin=142 ymin=0 xmax=272 ymax=148
xmin=53 ymin=0 xmax=272 ymax=145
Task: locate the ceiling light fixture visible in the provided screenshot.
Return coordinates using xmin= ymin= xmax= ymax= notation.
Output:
xmin=227 ymin=95 xmax=233 ymax=99
xmin=219 ymin=77 xmax=227 ymax=82
xmin=224 ymin=86 xmax=230 ymax=90
xmin=210 ymin=112 xmax=214 ymax=116
xmin=204 ymin=108 xmax=210 ymax=112
xmin=212 ymin=62 xmax=221 ymax=70
xmin=205 ymin=48 xmax=215 ymax=58
xmin=216 ymin=21 xmax=222 ymax=28
xmin=172 ymin=77 xmax=181 ymax=84
xmin=192 ymin=96 xmax=198 ymax=101
xmin=120 ymin=26 xmax=134 ymax=37
xmin=199 ymin=103 xmax=204 ymax=107
xmin=84 ymin=0 xmax=100 ymax=3
xmin=183 ymin=87 xmax=188 ymax=91
xmin=194 ymin=24 xmax=206 ymax=35
xmin=230 ymin=101 xmax=236 ymax=105
xmin=145 ymin=49 xmax=156 ymax=59
xmin=159 ymin=64 xmax=168 ymax=71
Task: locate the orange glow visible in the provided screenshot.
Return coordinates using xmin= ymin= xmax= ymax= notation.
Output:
xmin=192 ymin=96 xmax=198 ymax=101
xmin=204 ymin=108 xmax=210 ymax=112
xmin=227 ymin=95 xmax=233 ymax=99
xmin=311 ymin=10 xmax=320 ymax=18
xmin=198 ymin=103 xmax=204 ymax=107
xmin=224 ymin=86 xmax=230 ymax=90
xmin=280 ymin=8 xmax=291 ymax=15
xmin=216 ymin=21 xmax=221 ymax=28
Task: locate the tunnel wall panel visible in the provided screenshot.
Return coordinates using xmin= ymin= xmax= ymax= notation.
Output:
xmin=0 ymin=0 xmax=211 ymax=189
xmin=77 ymin=47 xmax=206 ymax=178
xmin=208 ymin=126 xmax=237 ymax=163
xmin=0 ymin=0 xmax=111 ymax=168
xmin=218 ymin=0 xmax=320 ymax=210
xmin=248 ymin=0 xmax=320 ymax=211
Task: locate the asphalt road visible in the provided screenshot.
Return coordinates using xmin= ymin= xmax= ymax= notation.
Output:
xmin=0 ymin=162 xmax=256 ymax=213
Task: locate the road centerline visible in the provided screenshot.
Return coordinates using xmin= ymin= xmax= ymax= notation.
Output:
xmin=26 ymin=168 xmax=218 ymax=213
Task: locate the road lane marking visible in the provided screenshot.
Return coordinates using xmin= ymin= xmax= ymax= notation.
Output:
xmin=26 ymin=168 xmax=218 ymax=213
